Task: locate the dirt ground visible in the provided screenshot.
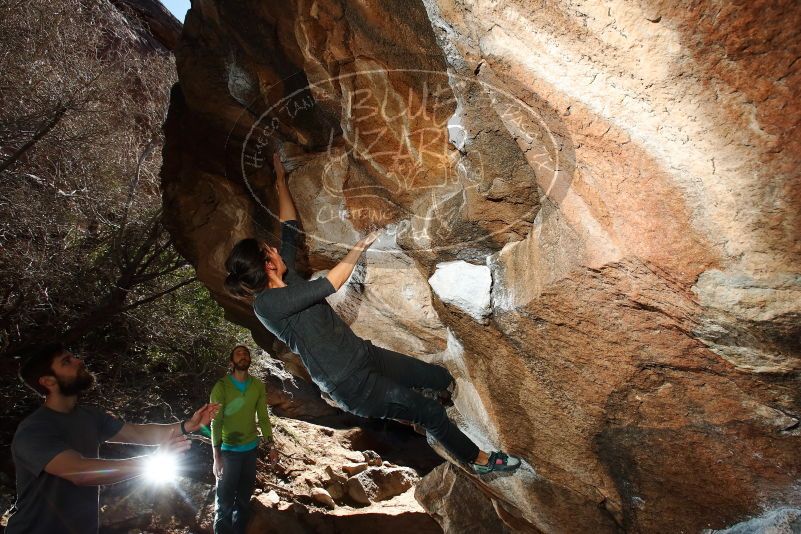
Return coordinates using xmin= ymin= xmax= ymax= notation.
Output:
xmin=0 ymin=354 xmax=444 ymax=533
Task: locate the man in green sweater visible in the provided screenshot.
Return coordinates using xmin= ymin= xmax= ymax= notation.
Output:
xmin=210 ymin=345 xmax=276 ymax=534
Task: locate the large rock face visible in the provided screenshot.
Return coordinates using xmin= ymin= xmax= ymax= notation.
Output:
xmin=162 ymin=0 xmax=801 ymax=532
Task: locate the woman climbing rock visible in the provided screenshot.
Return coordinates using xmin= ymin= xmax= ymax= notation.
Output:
xmin=223 ymin=153 xmax=520 ymax=475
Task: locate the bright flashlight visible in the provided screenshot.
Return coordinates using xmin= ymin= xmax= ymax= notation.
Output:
xmin=144 ymin=452 xmax=178 ymax=484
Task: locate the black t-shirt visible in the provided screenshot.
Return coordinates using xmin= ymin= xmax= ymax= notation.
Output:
xmin=6 ymin=404 xmax=124 ymax=534
xmin=254 ymin=220 xmax=371 ymax=397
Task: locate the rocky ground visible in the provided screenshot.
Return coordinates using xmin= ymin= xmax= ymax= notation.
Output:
xmin=0 ymin=352 xmax=445 ymax=534
xmin=97 ymin=416 xmax=444 ymax=533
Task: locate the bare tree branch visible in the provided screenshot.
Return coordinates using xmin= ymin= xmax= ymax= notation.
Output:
xmin=0 ymin=104 xmax=67 ymax=174
xmin=119 ymin=277 xmax=197 ymax=313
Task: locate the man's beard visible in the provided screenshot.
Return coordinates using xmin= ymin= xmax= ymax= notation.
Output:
xmin=57 ymin=368 xmax=96 ymax=396
xmin=233 ymin=360 xmax=251 ymax=371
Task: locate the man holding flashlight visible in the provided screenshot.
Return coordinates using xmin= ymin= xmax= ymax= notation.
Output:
xmin=210 ymin=345 xmax=277 ymax=534
xmin=6 ymin=343 xmax=220 ymax=534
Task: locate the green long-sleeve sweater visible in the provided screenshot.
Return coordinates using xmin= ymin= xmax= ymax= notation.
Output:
xmin=209 ymin=375 xmax=272 ymax=448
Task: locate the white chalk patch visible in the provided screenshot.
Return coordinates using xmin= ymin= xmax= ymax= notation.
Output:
xmin=429 ymin=260 xmax=492 ymax=322
xmin=704 ymin=507 xmax=801 ymax=534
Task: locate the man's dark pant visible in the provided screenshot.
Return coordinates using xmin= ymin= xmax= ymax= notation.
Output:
xmin=214 ymin=448 xmax=257 ymax=534
xmin=336 ymin=341 xmax=481 ymax=464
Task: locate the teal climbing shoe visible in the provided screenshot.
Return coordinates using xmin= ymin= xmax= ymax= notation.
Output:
xmin=472 ymin=451 xmax=521 ymax=474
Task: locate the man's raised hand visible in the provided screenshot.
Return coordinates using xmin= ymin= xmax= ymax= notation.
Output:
xmin=185 ymin=403 xmax=220 ymax=433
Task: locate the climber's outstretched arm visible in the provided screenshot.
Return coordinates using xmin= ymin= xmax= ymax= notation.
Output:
xmin=325 ymin=231 xmax=380 ymax=291
xmin=274 ymin=152 xmax=298 ymax=222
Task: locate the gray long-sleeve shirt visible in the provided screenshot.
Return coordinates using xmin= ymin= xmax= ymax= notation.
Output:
xmin=253 ymin=220 xmax=370 ymax=395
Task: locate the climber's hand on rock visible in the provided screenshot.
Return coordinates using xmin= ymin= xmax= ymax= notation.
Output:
xmin=327 ymin=229 xmax=381 ymax=290
xmin=185 ymin=403 xmax=220 ymax=433
xmin=353 ymin=230 xmax=381 ymax=254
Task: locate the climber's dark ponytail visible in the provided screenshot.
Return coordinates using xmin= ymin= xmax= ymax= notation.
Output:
xmin=224 ymin=238 xmax=268 ymax=297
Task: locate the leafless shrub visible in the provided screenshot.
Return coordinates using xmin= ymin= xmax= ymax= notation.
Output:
xmin=0 ymin=0 xmax=245 ymax=368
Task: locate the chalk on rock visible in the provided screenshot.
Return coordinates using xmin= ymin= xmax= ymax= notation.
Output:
xmin=428 ymin=260 xmax=492 ymax=322
xmin=706 ymin=508 xmax=801 ymax=534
